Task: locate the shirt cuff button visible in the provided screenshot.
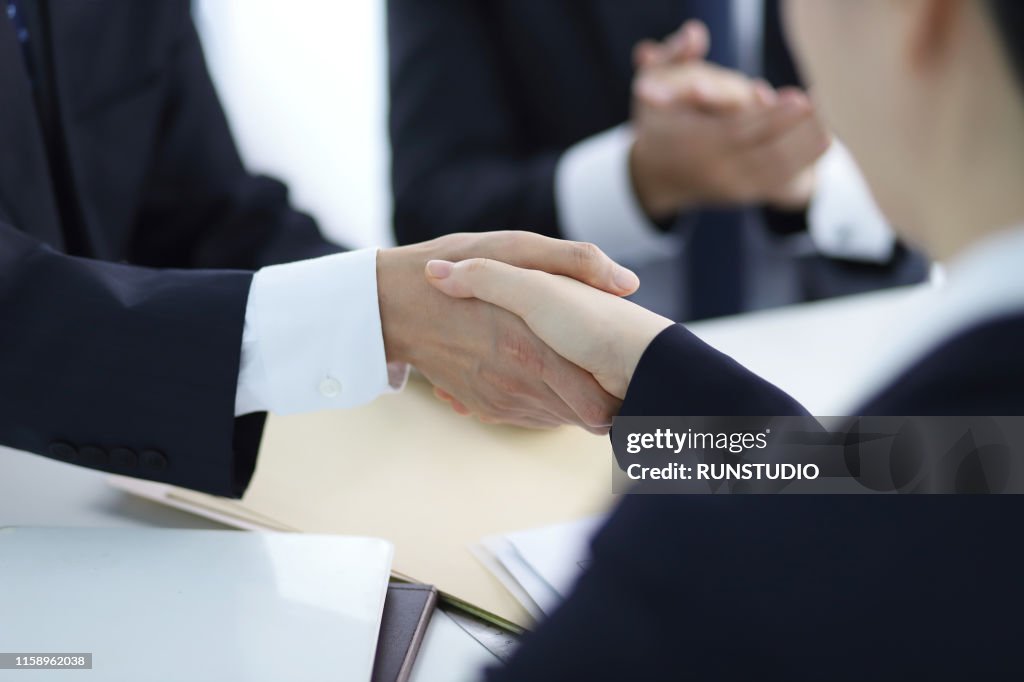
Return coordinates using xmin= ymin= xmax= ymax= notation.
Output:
xmin=319 ymin=376 xmax=342 ymax=398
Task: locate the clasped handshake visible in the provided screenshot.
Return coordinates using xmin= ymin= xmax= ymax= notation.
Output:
xmin=377 ymin=21 xmax=829 ymax=434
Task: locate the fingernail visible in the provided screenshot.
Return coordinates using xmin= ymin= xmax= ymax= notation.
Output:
xmin=614 ymin=267 xmax=640 ymax=292
xmin=755 ymin=81 xmax=777 ymax=106
xmin=668 ymin=30 xmax=689 ymax=52
xmin=780 ymin=91 xmax=809 ymax=113
xmin=426 ymin=260 xmax=454 ymax=279
xmin=636 ymin=77 xmax=673 ymax=105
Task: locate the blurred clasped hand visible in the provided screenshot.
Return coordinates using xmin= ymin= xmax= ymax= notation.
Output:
xmin=425 ymin=258 xmax=675 ymax=403
xmin=376 ymin=232 xmax=641 ymax=434
xmin=629 ymin=20 xmax=832 ymax=219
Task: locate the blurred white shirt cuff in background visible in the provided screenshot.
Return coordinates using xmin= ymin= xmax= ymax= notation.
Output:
xmin=235 ymin=248 xmax=408 ymax=416
xmin=557 ymin=127 xmax=896 ymax=268
xmin=556 ymin=124 xmax=681 ymax=264
xmin=809 ymin=140 xmax=897 ymax=263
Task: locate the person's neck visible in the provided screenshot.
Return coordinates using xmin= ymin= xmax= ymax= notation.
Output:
xmin=918 ymin=91 xmax=1024 ymax=264
xmin=928 ymin=202 xmax=1024 ymax=266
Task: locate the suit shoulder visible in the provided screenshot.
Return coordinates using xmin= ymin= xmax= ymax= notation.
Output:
xmin=865 ymin=314 xmax=1024 ymax=415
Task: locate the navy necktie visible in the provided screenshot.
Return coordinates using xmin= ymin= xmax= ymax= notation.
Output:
xmin=762 ymin=0 xmax=799 ymax=88
xmin=684 ymin=0 xmax=745 ymax=320
xmin=702 ymin=0 xmax=737 ymax=69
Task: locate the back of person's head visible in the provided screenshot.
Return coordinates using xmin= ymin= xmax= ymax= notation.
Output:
xmin=784 ymin=0 xmax=1024 ymax=261
xmin=987 ymin=0 xmax=1024 ymax=89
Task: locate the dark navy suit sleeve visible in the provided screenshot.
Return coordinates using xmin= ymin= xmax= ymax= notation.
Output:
xmin=491 ymin=495 xmax=1023 ymax=681
xmin=387 ymin=0 xmax=562 ymax=244
xmin=0 ymin=2 xmax=343 ymax=497
xmin=492 ymin=324 xmax=1024 ymax=680
xmin=0 ymin=223 xmax=260 ymax=497
xmin=620 ymin=324 xmax=809 ymax=417
xmin=127 ymin=2 xmax=339 ymax=271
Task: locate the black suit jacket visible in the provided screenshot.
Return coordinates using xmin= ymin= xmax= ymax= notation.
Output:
xmin=0 ymin=1 xmax=337 ymax=497
xmin=492 ymin=316 xmax=1024 ymax=680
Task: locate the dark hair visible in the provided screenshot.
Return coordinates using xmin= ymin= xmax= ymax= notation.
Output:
xmin=987 ymin=0 xmax=1024 ymax=87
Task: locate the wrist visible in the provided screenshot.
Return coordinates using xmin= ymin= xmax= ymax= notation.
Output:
xmin=618 ymin=317 xmax=676 ymax=399
xmin=629 ymin=139 xmax=693 ymax=220
xmin=376 ymin=247 xmax=416 ymax=365
xmin=768 ymin=167 xmax=817 ymax=211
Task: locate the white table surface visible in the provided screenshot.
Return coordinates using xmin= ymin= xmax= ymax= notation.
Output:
xmin=690 ymin=284 xmax=928 ymax=414
xmin=0 ymin=447 xmax=496 ymax=680
xmin=0 ymin=445 xmax=225 ymax=530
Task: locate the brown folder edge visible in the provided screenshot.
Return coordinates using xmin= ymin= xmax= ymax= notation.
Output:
xmin=390 ymin=573 xmax=527 ymax=635
xmin=383 ymin=583 xmax=440 ymax=682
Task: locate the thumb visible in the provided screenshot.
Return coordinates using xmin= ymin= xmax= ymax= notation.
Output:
xmin=425 ymin=258 xmax=538 ymax=320
xmin=470 ymin=232 xmax=640 ymax=296
xmin=636 ymin=64 xmax=761 ymax=114
xmin=424 ymin=260 xmax=473 ymax=299
xmin=633 ymin=39 xmax=667 ymax=70
xmin=635 ymin=20 xmax=710 ymax=69
xmin=665 ymin=20 xmax=711 ymax=63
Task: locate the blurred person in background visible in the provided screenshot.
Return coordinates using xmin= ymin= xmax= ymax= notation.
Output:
xmin=425 ymin=0 xmax=1024 ymax=678
xmin=389 ymin=0 xmax=929 ymax=320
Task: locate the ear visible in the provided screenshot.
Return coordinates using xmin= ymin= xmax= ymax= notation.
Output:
xmin=905 ymin=0 xmax=967 ymax=74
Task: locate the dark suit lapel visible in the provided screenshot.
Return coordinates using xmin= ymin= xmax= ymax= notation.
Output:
xmin=42 ymin=0 xmax=104 ymax=255
xmin=46 ymin=0 xmax=119 ymax=118
xmin=0 ymin=14 xmax=63 ymax=248
xmin=589 ymin=0 xmax=688 ymax=86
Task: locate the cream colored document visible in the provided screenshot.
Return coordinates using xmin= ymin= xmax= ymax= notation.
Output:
xmin=112 ymin=379 xmax=616 ymax=630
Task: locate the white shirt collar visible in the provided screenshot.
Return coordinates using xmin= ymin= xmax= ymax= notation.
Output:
xmin=847 ymin=224 xmax=1024 ymax=411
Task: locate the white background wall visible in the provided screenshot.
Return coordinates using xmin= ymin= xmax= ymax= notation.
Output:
xmin=195 ymin=0 xmax=392 ymax=249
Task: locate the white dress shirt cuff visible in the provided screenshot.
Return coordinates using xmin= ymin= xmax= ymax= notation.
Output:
xmin=235 ymin=248 xmax=408 ymax=416
xmin=809 ymin=141 xmax=897 ymax=263
xmin=556 ymin=124 xmax=680 ymax=264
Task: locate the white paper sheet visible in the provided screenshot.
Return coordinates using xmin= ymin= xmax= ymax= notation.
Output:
xmin=506 ymin=516 xmax=605 ymax=599
xmin=478 ymin=536 xmax=559 ymax=617
xmin=477 ymin=516 xmax=606 ymax=619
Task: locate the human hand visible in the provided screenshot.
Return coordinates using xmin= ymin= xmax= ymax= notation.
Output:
xmin=633 ymin=19 xmax=711 ymax=69
xmin=376 ymin=232 xmax=641 ymax=433
xmin=424 ymin=258 xmax=675 ymax=402
xmin=629 ymin=56 xmax=831 ymax=218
